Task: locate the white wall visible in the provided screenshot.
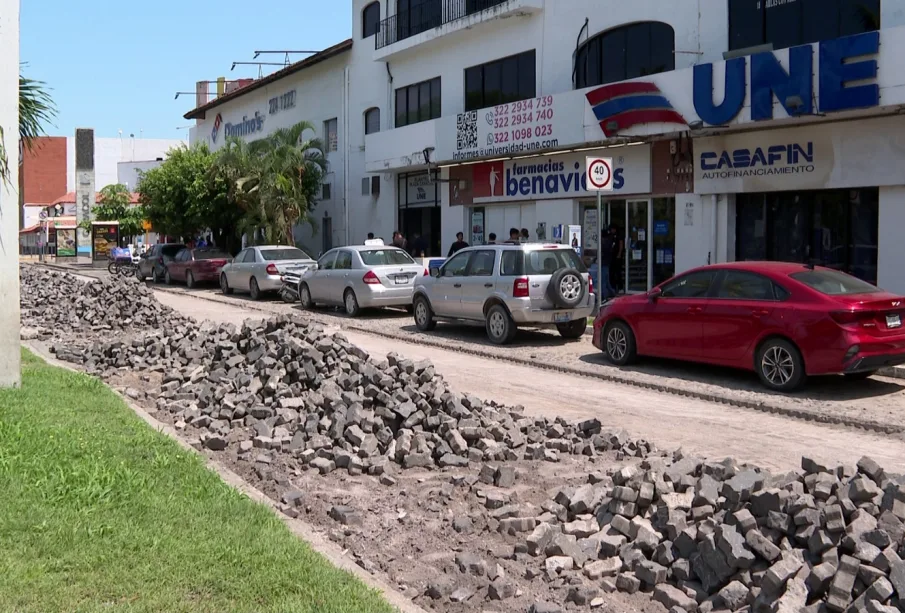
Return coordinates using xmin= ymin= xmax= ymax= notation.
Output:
xmin=879 ymin=186 xmax=905 ymax=295
xmin=66 ymin=137 xmax=184 ymax=192
xmin=0 ymin=0 xmax=20 ymax=386
xmin=117 ymin=159 xmax=166 ymax=191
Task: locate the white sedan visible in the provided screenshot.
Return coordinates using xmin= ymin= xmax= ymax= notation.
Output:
xmin=219 ymin=245 xmax=315 ymax=300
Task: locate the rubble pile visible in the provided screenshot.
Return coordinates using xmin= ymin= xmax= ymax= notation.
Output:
xmin=52 ymin=314 xmax=655 ymax=473
xmin=525 ymin=453 xmax=905 ymax=612
xmin=20 ymin=266 xmax=188 ymax=333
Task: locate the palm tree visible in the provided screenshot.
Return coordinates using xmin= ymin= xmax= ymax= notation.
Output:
xmin=214 ymin=121 xmax=326 ymax=246
xmin=0 ymin=72 xmax=57 ymax=184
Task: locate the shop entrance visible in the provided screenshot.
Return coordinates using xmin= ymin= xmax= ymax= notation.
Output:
xmin=585 ymin=197 xmax=675 ymax=294
xmin=736 ymin=187 xmax=879 ymax=285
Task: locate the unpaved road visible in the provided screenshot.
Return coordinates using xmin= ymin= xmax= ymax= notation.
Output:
xmin=153 ymin=289 xmax=905 ymax=474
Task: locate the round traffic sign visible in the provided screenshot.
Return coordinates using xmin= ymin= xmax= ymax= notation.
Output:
xmin=587 ymin=158 xmax=612 ymax=190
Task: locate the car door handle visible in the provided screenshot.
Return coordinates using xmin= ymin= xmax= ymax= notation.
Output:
xmin=453 ymin=283 xmax=462 ymax=288
xmin=686 ymin=306 xmax=703 ymax=314
xmin=751 ymin=309 xmax=770 ymax=317
xmin=484 ymin=283 xmax=493 ymax=288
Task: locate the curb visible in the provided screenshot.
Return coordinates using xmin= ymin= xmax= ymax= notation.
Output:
xmin=22 ymin=340 xmax=427 ymax=613
xmin=29 ymin=263 xmax=905 ymax=435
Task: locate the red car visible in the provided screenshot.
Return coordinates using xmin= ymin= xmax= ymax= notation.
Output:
xmin=593 ymin=262 xmax=905 ymax=392
xmin=164 ymin=248 xmax=232 ymax=288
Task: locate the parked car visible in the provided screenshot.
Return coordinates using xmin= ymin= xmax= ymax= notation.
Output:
xmin=412 ymin=243 xmax=594 ymax=345
xmin=164 ymin=248 xmax=232 ymax=288
xmin=593 ymin=262 xmax=905 ymax=392
xmin=136 ymin=243 xmax=185 ymax=283
xmin=298 ymin=245 xmax=424 ymax=316
xmin=219 ymin=245 xmax=315 ymax=300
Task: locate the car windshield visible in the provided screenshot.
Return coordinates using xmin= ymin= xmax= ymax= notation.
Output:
xmin=259 ymin=248 xmax=310 ymax=261
xmin=790 ymin=269 xmax=881 ymax=295
xmin=161 ymin=245 xmax=184 ymax=257
xmin=194 ymin=250 xmax=230 ymax=260
xmin=524 ymin=248 xmax=587 ymax=275
xmin=359 ymin=248 xmax=415 ymax=266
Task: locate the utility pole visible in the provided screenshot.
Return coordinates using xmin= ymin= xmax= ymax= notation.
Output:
xmin=0 ymin=0 xmax=21 ymax=387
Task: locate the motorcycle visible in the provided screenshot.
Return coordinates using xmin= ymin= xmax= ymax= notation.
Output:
xmin=279 ymin=271 xmax=301 ymax=303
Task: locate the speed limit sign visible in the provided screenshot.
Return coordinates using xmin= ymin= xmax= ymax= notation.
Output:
xmin=586 ymin=157 xmax=613 ymax=191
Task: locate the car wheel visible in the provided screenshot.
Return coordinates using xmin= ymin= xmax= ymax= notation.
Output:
xmin=557 ymin=318 xmax=587 ymax=339
xmin=135 ymin=267 xmax=145 ymax=281
xmin=844 ymin=370 xmax=877 ymax=381
xmin=344 ymin=289 xmax=361 ymax=317
xmin=756 ymin=338 xmax=805 ymax=392
xmin=186 ymin=271 xmax=195 ymax=289
xmin=603 ymin=321 xmax=637 ymax=366
xmin=220 ymin=273 xmax=234 ymax=295
xmin=299 ymin=284 xmax=314 ymax=309
xmin=485 ymin=304 xmax=517 ymax=345
xmin=152 ymin=267 xmax=161 ymax=284
xmin=413 ymin=296 xmax=436 ymax=332
xmin=107 ymin=261 xmax=117 ymax=275
xmin=249 ymin=277 xmax=261 ymax=301
xmin=164 ymin=269 xmax=172 ymax=285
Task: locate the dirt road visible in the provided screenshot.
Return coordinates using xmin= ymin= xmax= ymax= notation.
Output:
xmin=153 ymin=289 xmax=905 ymax=474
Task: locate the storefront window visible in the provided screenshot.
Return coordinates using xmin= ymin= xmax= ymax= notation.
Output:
xmin=728 ymin=0 xmax=881 ymax=52
xmin=735 ymin=188 xmax=879 ymax=285
xmin=398 ymin=172 xmax=441 ymax=257
xmin=652 ymin=197 xmax=676 ymax=286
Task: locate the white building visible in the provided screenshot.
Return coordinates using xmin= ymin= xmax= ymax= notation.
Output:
xmin=186 ymin=0 xmax=905 ymax=295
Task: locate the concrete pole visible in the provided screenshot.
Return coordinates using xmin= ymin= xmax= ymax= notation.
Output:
xmin=0 ymin=0 xmax=21 ymax=387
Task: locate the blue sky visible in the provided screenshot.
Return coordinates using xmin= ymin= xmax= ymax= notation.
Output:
xmin=21 ymin=1 xmax=351 ymax=140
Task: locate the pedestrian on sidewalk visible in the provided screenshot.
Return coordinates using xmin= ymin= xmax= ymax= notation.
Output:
xmin=448 ymin=232 xmax=469 ymax=256
xmin=598 ymin=227 xmax=617 ymax=299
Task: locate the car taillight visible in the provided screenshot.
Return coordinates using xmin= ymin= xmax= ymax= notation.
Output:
xmin=423 ymin=269 xmax=429 ymax=276
xmin=265 ymin=263 xmax=279 ymax=275
xmin=513 ymin=277 xmax=529 ymax=298
xmin=363 ymin=270 xmax=381 ymax=285
xmin=830 ymin=310 xmax=877 ymax=327
xmin=588 ymin=275 xmax=594 ymax=295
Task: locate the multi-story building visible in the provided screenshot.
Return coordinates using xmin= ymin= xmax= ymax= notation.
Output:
xmin=186 ymin=0 xmax=905 ymax=295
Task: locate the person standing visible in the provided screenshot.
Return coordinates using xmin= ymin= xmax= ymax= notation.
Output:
xmin=410 ymin=232 xmax=428 ymax=257
xmin=487 ymin=233 xmax=497 ymax=245
xmin=598 ymin=227 xmax=616 ymax=299
xmin=507 ymin=228 xmax=520 ymax=243
xmin=520 ymin=228 xmax=530 ymax=242
xmin=610 ymin=225 xmax=624 ymax=295
xmin=392 ymin=231 xmax=407 ymax=250
xmin=448 ymin=232 xmax=469 ymax=256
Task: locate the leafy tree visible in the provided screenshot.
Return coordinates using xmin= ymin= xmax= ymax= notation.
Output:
xmin=215 ymin=121 xmax=326 ymax=246
xmin=88 ymin=183 xmax=145 ymax=237
xmin=0 ymin=71 xmax=57 ymax=185
xmin=138 ymin=143 xmax=239 ymax=251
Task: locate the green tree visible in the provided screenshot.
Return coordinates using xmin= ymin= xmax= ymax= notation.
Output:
xmin=138 ymin=143 xmax=239 ymax=250
xmin=88 ymin=183 xmax=145 ymax=237
xmin=1 ymin=72 xmax=57 ymax=184
xmin=215 ymin=121 xmax=326 ymax=246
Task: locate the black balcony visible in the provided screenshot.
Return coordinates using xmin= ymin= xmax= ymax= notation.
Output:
xmin=376 ymin=0 xmax=511 ymax=50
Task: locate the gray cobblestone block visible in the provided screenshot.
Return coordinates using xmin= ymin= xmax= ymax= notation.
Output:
xmin=583 ymin=557 xmax=623 ymax=580
xmin=615 ymin=572 xmax=641 ymax=594
xmin=826 ymin=554 xmax=860 ymax=612
xmin=717 ymin=524 xmax=756 ymax=569
xmin=653 ymin=584 xmax=698 ymax=612
xmin=751 ymin=488 xmax=788 ymax=518
xmin=717 ymin=580 xmax=750 ymax=610
xmin=806 ymin=561 xmax=836 ymax=597
xmin=694 ymin=475 xmax=721 ymax=507
xmin=826 ymin=504 xmax=847 ymax=533
xmin=721 ymin=469 xmax=765 ymax=504
xmin=731 ymin=508 xmax=758 ymax=535
xmin=849 ymin=577 xmax=894 ymax=613
xmin=636 ymin=560 xmax=667 ymax=586
xmin=527 ymin=523 xmax=559 ymax=557
xmin=857 ymin=456 xmax=886 ymax=483
xmin=761 ymin=550 xmax=804 ymax=595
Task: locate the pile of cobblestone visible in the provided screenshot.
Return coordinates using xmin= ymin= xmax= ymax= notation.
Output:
xmin=524 ymin=453 xmax=905 ymax=612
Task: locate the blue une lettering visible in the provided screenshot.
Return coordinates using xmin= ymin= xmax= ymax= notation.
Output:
xmin=505 ymin=161 xmax=624 ymax=197
xmin=693 ymin=31 xmax=880 ymax=125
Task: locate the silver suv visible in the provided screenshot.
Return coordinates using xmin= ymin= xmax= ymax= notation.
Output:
xmin=412 ymin=243 xmax=594 ymax=344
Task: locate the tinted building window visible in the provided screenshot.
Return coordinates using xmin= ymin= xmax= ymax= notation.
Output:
xmin=574 ymin=22 xmax=674 ymax=89
xmin=395 ymin=77 xmax=441 ymax=128
xmin=464 ymin=50 xmax=536 ymax=112
xmin=362 ymin=2 xmax=380 ymax=38
xmin=364 ymin=108 xmax=380 ymax=135
xmin=728 ymin=0 xmax=881 ymax=52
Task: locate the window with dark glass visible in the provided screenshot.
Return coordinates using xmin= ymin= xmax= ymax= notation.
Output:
xmin=364 ymin=108 xmax=380 ymax=135
xmin=574 ymin=22 xmax=674 ymax=89
xmin=395 ymin=0 xmax=442 ymax=41
xmin=661 ymin=271 xmax=716 ymax=298
xmin=464 ymin=50 xmax=536 ymax=112
xmin=715 ymin=271 xmax=777 ymax=301
xmin=362 ymin=2 xmax=380 ymax=38
xmin=728 ymin=0 xmax=881 ymax=52
xmin=395 ymin=77 xmax=441 ymax=127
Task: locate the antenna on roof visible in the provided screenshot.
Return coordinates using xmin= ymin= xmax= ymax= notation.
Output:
xmin=252 ymin=50 xmax=319 ymax=66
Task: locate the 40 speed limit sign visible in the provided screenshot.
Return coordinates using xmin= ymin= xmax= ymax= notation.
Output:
xmin=585 ymin=157 xmax=614 ymax=191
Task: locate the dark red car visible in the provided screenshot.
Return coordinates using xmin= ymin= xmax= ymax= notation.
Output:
xmin=164 ymin=248 xmax=232 ymax=288
xmin=593 ymin=262 xmax=905 ymax=392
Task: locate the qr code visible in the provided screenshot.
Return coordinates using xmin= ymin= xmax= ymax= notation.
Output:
xmin=456 ymin=111 xmax=478 ymax=150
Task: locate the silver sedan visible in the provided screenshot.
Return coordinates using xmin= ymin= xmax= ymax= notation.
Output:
xmin=219 ymin=245 xmax=316 ymax=300
xmin=298 ymin=245 xmax=425 ymax=316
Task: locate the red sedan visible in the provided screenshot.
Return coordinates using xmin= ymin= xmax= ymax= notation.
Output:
xmin=592 ymin=262 xmax=905 ymax=392
xmin=165 ymin=248 xmax=232 ymax=288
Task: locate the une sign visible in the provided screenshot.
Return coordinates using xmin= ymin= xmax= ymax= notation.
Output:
xmin=693 ymin=31 xmax=880 ymax=126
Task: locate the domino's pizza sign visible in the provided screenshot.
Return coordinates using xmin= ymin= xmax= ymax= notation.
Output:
xmin=693 ymin=31 xmax=881 ymax=126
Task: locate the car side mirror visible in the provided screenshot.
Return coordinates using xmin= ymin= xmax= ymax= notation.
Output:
xmin=430 ymin=267 xmax=440 ymax=278
xmin=648 ymin=287 xmax=662 ymax=302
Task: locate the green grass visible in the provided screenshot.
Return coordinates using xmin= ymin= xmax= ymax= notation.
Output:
xmin=0 ymin=349 xmax=394 ymax=613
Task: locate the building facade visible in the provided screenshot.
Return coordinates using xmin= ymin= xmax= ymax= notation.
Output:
xmin=186 ymin=0 xmax=905 ymax=295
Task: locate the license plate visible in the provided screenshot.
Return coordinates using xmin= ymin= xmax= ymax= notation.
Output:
xmin=553 ymin=312 xmax=571 ymax=323
xmin=394 ymin=275 xmax=410 ymax=285
xmin=888 ymin=314 xmax=902 ymax=329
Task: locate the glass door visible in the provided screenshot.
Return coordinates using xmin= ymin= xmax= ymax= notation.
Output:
xmin=626 ymin=199 xmax=651 ymax=292
xmin=607 ymin=200 xmax=626 ymax=295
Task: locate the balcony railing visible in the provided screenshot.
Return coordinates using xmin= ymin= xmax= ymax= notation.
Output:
xmin=376 ymin=0 xmax=510 ymax=49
